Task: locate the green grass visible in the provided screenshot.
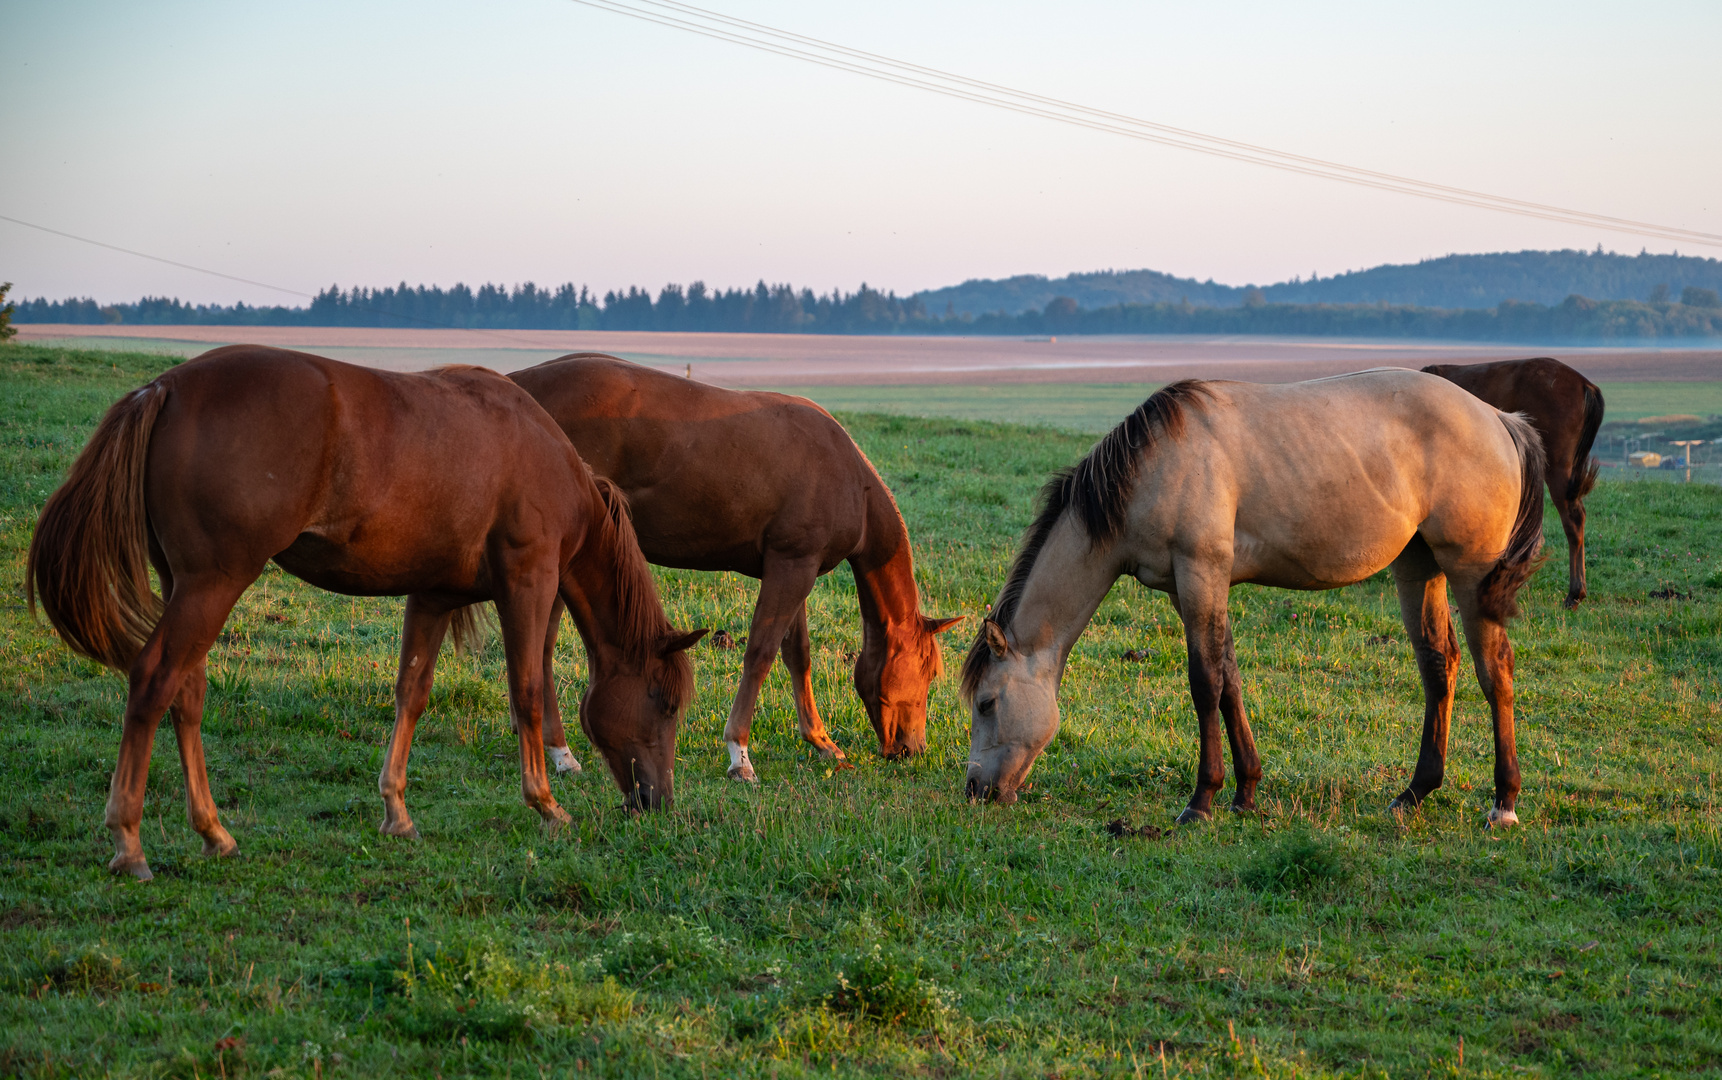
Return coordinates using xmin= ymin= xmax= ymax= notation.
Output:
xmin=1594 ymin=382 xmax=1722 ymax=422
xmin=774 ymin=383 xmax=1168 ymax=433
xmin=3 ymin=342 xmax=1722 ymax=1078
xmin=784 ymin=381 xmax=1722 ymax=434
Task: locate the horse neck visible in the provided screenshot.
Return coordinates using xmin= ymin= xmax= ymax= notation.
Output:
xmin=850 ymin=487 xmax=923 ymax=636
xmin=559 ymin=503 xmax=665 ymax=671
xmin=1005 ymin=513 xmax=1122 ymax=672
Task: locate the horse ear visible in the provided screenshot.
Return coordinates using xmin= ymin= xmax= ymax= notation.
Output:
xmin=658 ymin=628 xmax=709 ymax=657
xmin=923 ymin=615 xmax=964 ymax=636
xmin=983 ymin=619 xmax=1011 ymax=659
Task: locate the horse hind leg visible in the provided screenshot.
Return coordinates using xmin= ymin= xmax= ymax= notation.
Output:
xmin=1554 ymin=493 xmax=1588 ymax=608
xmin=151 ymin=545 xmax=239 ymax=860
xmin=378 ymin=596 xmax=454 ymax=839
xmin=780 ymin=600 xmax=845 ymax=762
xmin=169 ymin=655 xmax=238 ymax=858
xmin=108 ymin=574 xmax=250 ymax=879
xmin=1388 ymin=543 xmax=1460 ymax=813
xmin=1455 ymin=597 xmax=1522 ymax=827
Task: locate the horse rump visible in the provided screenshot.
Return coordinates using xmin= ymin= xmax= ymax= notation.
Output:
xmin=26 ymin=383 xmax=169 ymax=671
xmin=1475 ymin=411 xmax=1548 ymax=622
xmin=1569 ymin=381 xmax=1605 ymax=502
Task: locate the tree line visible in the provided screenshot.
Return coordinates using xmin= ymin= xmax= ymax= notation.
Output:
xmin=11 ymin=280 xmax=1722 ymax=342
xmin=10 ymin=280 xmax=930 ymax=334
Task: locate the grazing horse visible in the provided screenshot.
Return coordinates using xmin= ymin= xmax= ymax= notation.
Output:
xmin=1423 ymin=357 xmax=1604 ymax=608
xmin=27 ymin=346 xmax=704 ymax=880
xmin=507 ymin=354 xmax=961 ymax=781
xmin=961 ymin=369 xmax=1545 ymax=826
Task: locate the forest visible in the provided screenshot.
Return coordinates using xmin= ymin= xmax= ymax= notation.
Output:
xmin=12 ymin=255 xmax=1722 ymax=342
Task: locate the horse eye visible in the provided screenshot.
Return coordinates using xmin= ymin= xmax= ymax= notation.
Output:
xmin=978 ymin=698 xmax=996 ymax=717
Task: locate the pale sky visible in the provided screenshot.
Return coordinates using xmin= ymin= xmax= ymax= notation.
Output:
xmin=4 ymin=0 xmax=1719 ymax=305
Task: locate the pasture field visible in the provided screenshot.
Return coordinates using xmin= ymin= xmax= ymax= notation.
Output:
xmin=3 ymin=343 xmax=1722 ymax=1079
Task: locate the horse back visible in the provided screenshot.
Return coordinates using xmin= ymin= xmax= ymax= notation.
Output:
xmin=147 ymin=346 xmax=587 ymax=597
xmin=1131 ymin=370 xmax=1524 ymax=590
xmin=510 ymin=354 xmax=872 ymax=573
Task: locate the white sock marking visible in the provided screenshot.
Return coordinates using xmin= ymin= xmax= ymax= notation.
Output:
xmin=727 ymin=741 xmax=753 ymax=774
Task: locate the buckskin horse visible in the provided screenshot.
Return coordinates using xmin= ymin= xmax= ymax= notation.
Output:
xmin=507 ymin=354 xmax=961 ymax=781
xmin=962 ymin=369 xmax=1545 ymax=826
xmin=28 ymin=346 xmax=704 ymax=879
xmin=1423 ymin=357 xmax=1604 ymax=607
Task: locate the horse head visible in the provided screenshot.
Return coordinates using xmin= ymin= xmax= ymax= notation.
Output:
xmin=580 ymin=627 xmax=707 ymax=809
xmin=960 ymin=618 xmax=1061 ymax=804
xmin=852 ymin=614 xmax=962 ymax=759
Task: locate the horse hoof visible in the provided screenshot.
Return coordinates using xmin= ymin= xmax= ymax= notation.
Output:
xmin=1486 ymin=807 xmax=1520 ymax=828
xmin=1175 ymin=807 xmax=1212 ymax=826
xmin=727 ymin=764 xmax=758 ymax=783
xmin=201 ymin=832 xmax=239 ymax=858
xmin=1387 ymin=792 xmax=1418 ymax=813
xmin=1229 ymin=801 xmax=1258 ymax=816
xmin=380 ymin=822 xmax=420 ymax=840
xmin=548 ymin=746 xmax=582 ymax=775
xmin=109 ymin=856 xmax=153 ymax=881
xmin=541 ymin=811 xmax=572 ymax=835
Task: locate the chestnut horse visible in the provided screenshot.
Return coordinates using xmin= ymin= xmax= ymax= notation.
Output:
xmin=507 ymin=354 xmax=961 ymax=781
xmin=28 ymin=346 xmax=703 ymax=879
xmin=963 ymin=369 xmax=1545 ymax=826
xmin=1423 ymin=357 xmax=1604 ymax=607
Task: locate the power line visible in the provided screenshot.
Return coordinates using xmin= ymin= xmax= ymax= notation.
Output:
xmin=0 ymin=212 xmax=575 ymax=345
xmin=0 ymin=213 xmax=314 ymax=299
xmin=568 ymin=0 xmax=1722 ymax=250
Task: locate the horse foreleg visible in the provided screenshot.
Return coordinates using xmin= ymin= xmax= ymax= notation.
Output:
xmin=495 ymin=579 xmax=570 ymax=828
xmin=1457 ymin=604 xmax=1522 ymax=827
xmin=109 ymin=576 xmax=247 ymax=879
xmin=1388 ymin=562 xmax=1460 ymax=812
xmin=1169 ymin=577 xmax=1233 ymax=825
xmin=1218 ymin=622 xmax=1262 ymax=813
xmin=723 ymin=556 xmax=820 ymax=781
xmin=168 ymin=655 xmax=237 ymax=858
xmin=378 ymin=596 xmax=452 ymax=839
xmin=536 ymin=595 xmax=582 ymax=775
xmin=780 ymin=600 xmax=844 ymax=761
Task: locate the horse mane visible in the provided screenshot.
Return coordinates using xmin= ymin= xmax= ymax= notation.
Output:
xmin=960 ymin=380 xmax=1211 ymax=699
xmin=589 ymin=476 xmax=694 ymax=711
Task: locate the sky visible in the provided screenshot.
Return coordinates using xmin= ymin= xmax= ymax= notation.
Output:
xmin=3 ymin=0 xmax=1720 ymax=305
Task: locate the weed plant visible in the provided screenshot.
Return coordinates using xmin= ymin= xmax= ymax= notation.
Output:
xmin=2 ymin=345 xmax=1721 ymax=1077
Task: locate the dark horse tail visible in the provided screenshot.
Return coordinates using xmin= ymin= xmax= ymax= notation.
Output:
xmin=1569 ymin=380 xmax=1605 ymax=502
xmin=1476 ymin=411 xmax=1548 ymax=622
xmin=27 ymin=383 xmax=170 ymax=672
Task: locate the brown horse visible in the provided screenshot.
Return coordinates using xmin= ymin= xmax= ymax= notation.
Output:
xmin=28 ymin=346 xmax=704 ymax=880
xmin=963 ymin=369 xmax=1545 ymax=826
xmin=507 ymin=354 xmax=961 ymax=781
xmin=1423 ymin=357 xmax=1604 ymax=607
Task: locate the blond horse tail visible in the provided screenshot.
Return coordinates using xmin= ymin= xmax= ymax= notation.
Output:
xmin=27 ymin=383 xmax=170 ymax=671
xmin=1476 ymin=411 xmax=1548 ymax=622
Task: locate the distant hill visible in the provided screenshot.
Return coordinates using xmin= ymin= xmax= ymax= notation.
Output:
xmin=914 ymin=268 xmax=1241 ymax=318
xmin=914 ymin=249 xmax=1722 ymax=316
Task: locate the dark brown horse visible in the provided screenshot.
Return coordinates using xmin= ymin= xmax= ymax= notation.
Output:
xmin=507 ymin=354 xmax=961 ymax=781
xmin=1423 ymin=357 xmax=1604 ymax=607
xmin=28 ymin=346 xmax=703 ymax=879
